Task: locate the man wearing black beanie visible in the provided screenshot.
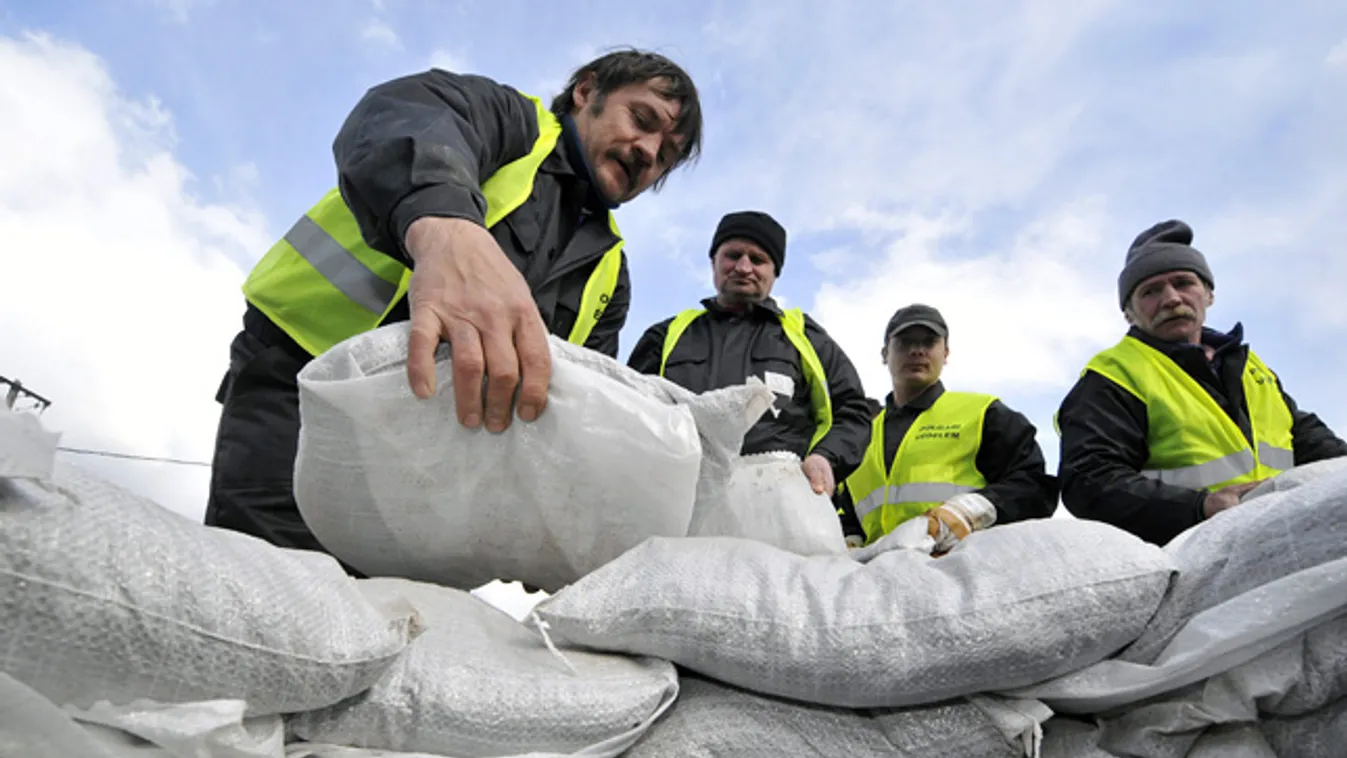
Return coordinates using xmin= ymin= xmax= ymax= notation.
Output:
xmin=627 ymin=210 xmax=873 ymax=497
xmin=1056 ymin=219 xmax=1347 ymax=546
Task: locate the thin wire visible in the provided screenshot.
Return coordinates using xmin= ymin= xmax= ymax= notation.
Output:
xmin=55 ymin=446 xmax=212 ymax=468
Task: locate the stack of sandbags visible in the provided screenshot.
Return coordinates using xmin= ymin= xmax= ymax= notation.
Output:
xmin=1008 ymin=461 xmax=1347 ymax=757
xmin=288 ymin=578 xmax=679 ymax=758
xmin=0 ymin=454 xmax=418 ymax=717
xmin=533 ymin=518 xmax=1176 ymax=709
xmin=623 ymin=674 xmax=1032 ymax=758
xmin=294 ymin=323 xmax=776 ymax=593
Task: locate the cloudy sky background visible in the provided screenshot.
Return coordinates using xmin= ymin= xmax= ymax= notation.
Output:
xmin=3 ymin=0 xmax=1345 ymax=617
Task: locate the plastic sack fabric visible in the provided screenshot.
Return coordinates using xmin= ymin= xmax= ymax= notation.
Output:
xmin=1262 ymin=698 xmax=1347 ymax=758
xmin=0 ymin=671 xmax=140 ymax=758
xmin=534 ymin=519 xmax=1175 ymax=709
xmin=623 ymin=675 xmax=1027 ymax=758
xmin=294 ymin=324 xmax=718 ymax=593
xmin=0 ymin=410 xmax=59 ymax=480
xmin=288 ymin=577 xmax=679 ymax=758
xmin=0 ymin=459 xmax=418 ymax=717
xmin=687 ymin=450 xmax=848 ymax=556
xmin=68 ymin=699 xmax=286 ymax=758
xmin=1029 ymin=611 xmax=1347 ymax=758
xmin=1242 ymin=456 xmax=1347 ymax=500
xmin=1006 ymin=559 xmax=1347 ymax=715
xmin=1120 ymin=465 xmax=1347 ymax=666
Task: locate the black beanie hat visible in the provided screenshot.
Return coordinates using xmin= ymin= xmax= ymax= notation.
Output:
xmin=709 ymin=211 xmax=787 ymax=275
xmin=1117 ymin=219 xmax=1215 ymax=310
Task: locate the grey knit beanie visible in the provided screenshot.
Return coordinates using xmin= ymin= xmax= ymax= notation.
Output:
xmin=1117 ymin=220 xmax=1214 ymax=310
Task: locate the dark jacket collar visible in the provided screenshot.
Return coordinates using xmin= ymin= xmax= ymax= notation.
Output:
xmin=559 ymin=113 xmax=619 ymax=212
xmin=1127 ymin=322 xmax=1246 ymax=359
xmin=885 ymin=379 xmax=945 ymax=413
xmin=701 ymin=295 xmax=784 ymax=319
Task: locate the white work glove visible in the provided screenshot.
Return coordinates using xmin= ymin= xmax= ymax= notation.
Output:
xmin=844 ymin=534 xmax=865 ymax=550
xmin=926 ymin=492 xmax=997 ymax=555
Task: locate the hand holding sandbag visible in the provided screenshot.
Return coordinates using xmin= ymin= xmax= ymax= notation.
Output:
xmin=927 ymin=492 xmax=997 ymax=555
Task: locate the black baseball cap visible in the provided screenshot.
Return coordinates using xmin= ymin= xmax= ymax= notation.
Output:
xmin=884 ymin=303 xmax=948 ymax=342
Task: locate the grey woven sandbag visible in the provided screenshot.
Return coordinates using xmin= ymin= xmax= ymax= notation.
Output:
xmin=0 ymin=460 xmax=418 ymax=717
xmin=295 ymin=323 xmax=773 ymax=594
xmin=1262 ymin=698 xmax=1347 ymax=758
xmin=288 ymin=578 xmax=679 ymax=758
xmin=1119 ymin=466 xmax=1347 ymax=665
xmin=1244 ymin=457 xmax=1347 ymax=500
xmin=535 ymin=519 xmax=1174 ymax=709
xmin=623 ymin=674 xmax=1020 ymax=758
xmin=1038 ymin=718 xmax=1116 ymax=758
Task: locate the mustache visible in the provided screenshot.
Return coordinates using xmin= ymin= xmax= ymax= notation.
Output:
xmin=606 ymin=149 xmax=650 ymax=194
xmin=1158 ymin=306 xmax=1197 ymax=324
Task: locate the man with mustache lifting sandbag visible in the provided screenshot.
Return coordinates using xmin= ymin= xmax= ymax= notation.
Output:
xmin=1056 ymin=219 xmax=1347 ymax=546
xmin=206 ymin=50 xmax=704 ymax=558
xmin=834 ymin=304 xmax=1058 ymax=552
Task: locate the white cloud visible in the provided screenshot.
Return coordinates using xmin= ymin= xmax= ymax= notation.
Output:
xmin=360 ymin=19 xmax=400 ymax=49
xmin=0 ymin=32 xmax=268 ymax=520
xmin=812 ymin=199 xmax=1122 ymax=401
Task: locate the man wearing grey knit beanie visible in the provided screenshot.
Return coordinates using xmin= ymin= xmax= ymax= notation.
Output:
xmin=1055 ymin=219 xmax=1347 ymax=546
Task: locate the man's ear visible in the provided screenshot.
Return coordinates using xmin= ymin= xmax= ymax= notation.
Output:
xmin=880 ymin=345 xmax=889 ymax=364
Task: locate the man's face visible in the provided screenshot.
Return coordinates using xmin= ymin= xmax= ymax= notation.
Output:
xmin=712 ymin=239 xmax=777 ymax=305
xmin=884 ymin=326 xmax=948 ymax=389
xmin=570 ymin=75 xmax=686 ymax=205
xmin=1127 ymin=270 xmax=1211 ymax=344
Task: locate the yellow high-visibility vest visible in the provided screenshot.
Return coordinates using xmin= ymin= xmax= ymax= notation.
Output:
xmin=1083 ymin=335 xmax=1295 ymax=490
xmin=242 ymin=94 xmax=624 ymax=357
xmin=843 ymin=391 xmax=995 ymax=544
xmin=659 ymin=307 xmax=833 ymax=452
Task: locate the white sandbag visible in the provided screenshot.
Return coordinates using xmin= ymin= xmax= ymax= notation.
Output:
xmin=288 ymin=577 xmax=679 ymax=758
xmin=1005 ymin=559 xmax=1347 ymax=715
xmin=0 ymin=410 xmax=59 ymax=480
xmin=0 ymin=460 xmax=417 ymax=717
xmin=1243 ymin=457 xmax=1347 ymax=500
xmin=623 ymin=675 xmax=1025 ymax=758
xmin=1121 ymin=467 xmax=1347 ymax=665
xmin=534 ymin=519 xmax=1174 ymax=709
xmin=294 ymin=324 xmax=753 ymax=593
xmin=687 ymin=450 xmax=848 ymax=555
xmin=1044 ymin=615 xmax=1347 ymax=758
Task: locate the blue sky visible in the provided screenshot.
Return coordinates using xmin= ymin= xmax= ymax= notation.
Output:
xmin=3 ymin=0 xmax=1346 ymax=544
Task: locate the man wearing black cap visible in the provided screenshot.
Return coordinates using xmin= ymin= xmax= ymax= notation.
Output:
xmin=1057 ymin=219 xmax=1347 ymax=546
xmin=834 ymin=304 xmax=1056 ymax=550
xmin=626 ymin=210 xmax=873 ymax=496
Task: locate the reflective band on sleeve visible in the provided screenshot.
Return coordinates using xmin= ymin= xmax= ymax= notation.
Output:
xmin=854 ymin=482 xmax=978 ymax=519
xmin=1141 ymin=448 xmax=1256 ymax=490
xmin=1258 ymin=442 xmax=1295 ymax=471
xmin=285 ymin=215 xmax=399 ymax=315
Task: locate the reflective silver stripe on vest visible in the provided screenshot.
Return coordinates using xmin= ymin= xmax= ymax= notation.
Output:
xmin=285 ymin=216 xmax=398 ymax=315
xmin=1258 ymin=442 xmax=1295 ymax=471
xmin=854 ymin=483 xmax=978 ymax=519
xmin=1141 ymin=448 xmax=1255 ymax=490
